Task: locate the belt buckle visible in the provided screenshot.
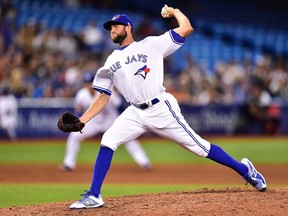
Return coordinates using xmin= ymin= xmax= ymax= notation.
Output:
xmin=133 ymin=97 xmax=160 ymax=110
xmin=139 ymin=103 xmax=149 ymax=110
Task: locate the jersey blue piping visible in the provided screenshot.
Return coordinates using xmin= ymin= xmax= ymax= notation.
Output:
xmin=169 ymin=29 xmax=185 ymax=45
xmin=92 ymin=86 xmax=112 ymax=96
xmin=164 ymin=100 xmax=209 ymax=154
xmin=116 ymin=45 xmax=129 ymax=51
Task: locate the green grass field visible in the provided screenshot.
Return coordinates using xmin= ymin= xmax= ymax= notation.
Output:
xmin=0 ymin=136 xmax=287 ymax=208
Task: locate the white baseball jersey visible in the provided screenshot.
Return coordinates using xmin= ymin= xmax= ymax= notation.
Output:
xmin=92 ymin=29 xmax=211 ymax=158
xmin=93 ymin=30 xmax=183 ymax=104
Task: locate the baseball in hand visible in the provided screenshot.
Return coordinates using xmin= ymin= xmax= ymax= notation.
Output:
xmin=161 ymin=7 xmax=168 ymax=15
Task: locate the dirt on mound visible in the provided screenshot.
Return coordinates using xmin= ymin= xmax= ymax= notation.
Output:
xmin=1 ymin=188 xmax=288 ymax=216
xmin=0 ymin=164 xmax=287 ymax=215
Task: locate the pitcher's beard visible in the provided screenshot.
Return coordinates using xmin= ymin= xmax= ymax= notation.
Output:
xmin=112 ymin=32 xmax=127 ymax=44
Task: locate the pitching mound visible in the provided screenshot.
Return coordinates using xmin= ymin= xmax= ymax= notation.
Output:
xmin=1 ymin=188 xmax=288 ymax=216
xmin=1 ymin=164 xmax=287 ymax=215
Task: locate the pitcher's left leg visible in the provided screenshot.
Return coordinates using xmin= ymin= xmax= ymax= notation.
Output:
xmin=152 ymin=96 xmax=266 ymax=192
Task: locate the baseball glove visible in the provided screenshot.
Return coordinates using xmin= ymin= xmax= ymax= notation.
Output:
xmin=57 ymin=111 xmax=85 ymax=133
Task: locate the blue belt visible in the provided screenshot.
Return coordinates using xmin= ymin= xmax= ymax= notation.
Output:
xmin=132 ymin=98 xmax=160 ymax=110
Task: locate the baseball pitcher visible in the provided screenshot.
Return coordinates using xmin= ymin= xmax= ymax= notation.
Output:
xmin=58 ymin=4 xmax=267 ymax=209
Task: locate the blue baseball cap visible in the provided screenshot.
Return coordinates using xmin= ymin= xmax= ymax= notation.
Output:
xmin=103 ymin=14 xmax=133 ymax=30
xmin=83 ymin=73 xmax=94 ymax=83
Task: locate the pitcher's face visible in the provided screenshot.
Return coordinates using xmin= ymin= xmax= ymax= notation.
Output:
xmin=110 ymin=25 xmax=128 ymax=44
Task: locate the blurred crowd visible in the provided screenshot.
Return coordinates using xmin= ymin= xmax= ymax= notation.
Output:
xmin=1 ymin=0 xmax=288 ymax=107
xmin=165 ymin=54 xmax=288 ymax=106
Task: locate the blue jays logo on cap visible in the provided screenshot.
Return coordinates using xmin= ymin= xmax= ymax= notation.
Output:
xmin=103 ymin=14 xmax=133 ymax=30
xmin=112 ymin=15 xmax=120 ymax=20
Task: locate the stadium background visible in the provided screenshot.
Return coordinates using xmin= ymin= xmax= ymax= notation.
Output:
xmin=1 ymin=0 xmax=288 ymax=138
xmin=1 ymin=1 xmax=288 ymax=214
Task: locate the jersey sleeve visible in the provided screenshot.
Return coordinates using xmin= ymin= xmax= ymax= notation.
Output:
xmin=148 ymin=29 xmax=185 ymax=58
xmin=92 ymin=66 xmax=114 ymax=96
